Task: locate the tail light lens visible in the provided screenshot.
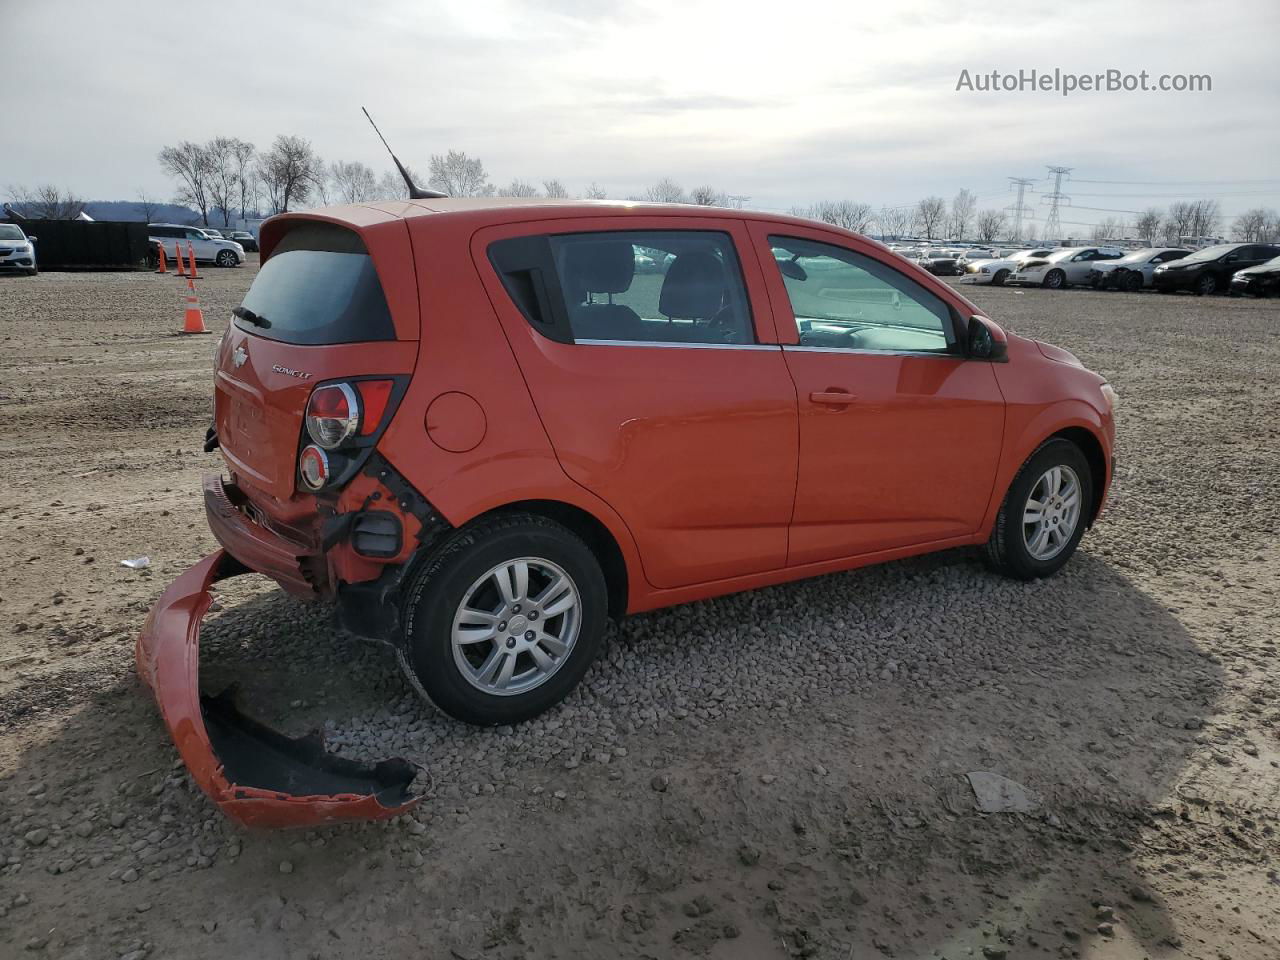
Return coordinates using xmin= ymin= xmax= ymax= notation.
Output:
xmin=298 ymin=445 xmax=330 ymax=490
xmin=306 ymin=383 xmax=360 ymax=450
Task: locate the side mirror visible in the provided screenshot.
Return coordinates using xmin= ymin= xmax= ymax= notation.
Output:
xmin=27 ymin=235 xmax=37 ymax=242
xmin=967 ymin=315 xmax=1008 ymax=362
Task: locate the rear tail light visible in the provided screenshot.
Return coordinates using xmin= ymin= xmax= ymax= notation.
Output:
xmin=306 ymin=383 xmax=360 ymax=450
xmin=299 ymin=445 xmax=330 ymax=490
xmin=300 ymin=378 xmax=400 ymax=491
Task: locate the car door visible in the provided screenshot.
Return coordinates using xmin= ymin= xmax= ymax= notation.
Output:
xmin=748 ymin=223 xmax=1005 ymax=565
xmin=472 ymin=216 xmax=798 ymax=589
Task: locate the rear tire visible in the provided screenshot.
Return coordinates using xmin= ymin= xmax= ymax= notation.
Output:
xmin=401 ymin=513 xmax=607 ymax=725
xmin=984 ymin=438 xmax=1093 ymax=581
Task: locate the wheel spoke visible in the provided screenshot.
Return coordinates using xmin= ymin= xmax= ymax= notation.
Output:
xmin=539 ymin=633 xmax=569 ymax=657
xmin=457 ymin=607 xmax=499 ymax=627
xmin=475 ymin=648 xmax=505 ymax=684
xmin=541 ymin=590 xmax=577 ymax=618
xmin=456 ymin=625 xmax=497 ymax=645
xmin=528 ymin=643 xmax=555 ymax=672
xmin=1030 ymin=524 xmax=1052 ymax=556
xmin=494 ymin=650 xmax=517 ymax=689
xmin=511 ymin=560 xmax=529 ymax=603
xmin=1023 ymin=498 xmax=1045 ymax=524
xmin=493 ymin=565 xmax=518 ymax=606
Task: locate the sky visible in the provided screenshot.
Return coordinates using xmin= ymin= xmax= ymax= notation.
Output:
xmin=5 ymin=0 xmax=1280 ymax=233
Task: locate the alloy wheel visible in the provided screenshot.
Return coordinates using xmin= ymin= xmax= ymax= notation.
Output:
xmin=451 ymin=557 xmax=581 ymax=696
xmin=1022 ymin=465 xmax=1082 ymax=561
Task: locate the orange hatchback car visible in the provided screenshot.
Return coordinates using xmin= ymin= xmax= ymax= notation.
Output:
xmin=137 ymin=199 xmax=1114 ymax=825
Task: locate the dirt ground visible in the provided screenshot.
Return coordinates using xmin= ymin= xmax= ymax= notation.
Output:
xmin=1 ymin=260 xmax=1277 ymax=960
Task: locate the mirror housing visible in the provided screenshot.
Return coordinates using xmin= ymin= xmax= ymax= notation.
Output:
xmin=966 ymin=315 xmax=1008 ymax=362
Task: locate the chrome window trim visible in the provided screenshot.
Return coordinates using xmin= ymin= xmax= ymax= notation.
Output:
xmin=574 ymin=339 xmax=780 ymax=351
xmin=784 ymin=345 xmax=957 ymax=359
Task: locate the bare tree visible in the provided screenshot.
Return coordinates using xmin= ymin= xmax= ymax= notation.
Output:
xmin=257 ymin=135 xmax=321 ymax=214
xmin=794 ymin=200 xmax=874 ymax=232
xmin=230 ymin=140 xmax=258 ymax=223
xmin=542 ymin=179 xmax=569 ymax=199
xmin=876 ymin=205 xmax=915 ymax=239
xmin=583 ymin=182 xmax=607 ymax=200
xmin=328 ymin=160 xmax=379 ymax=204
xmin=158 ymin=141 xmax=216 ymax=224
xmin=1265 ymin=211 xmax=1280 ymax=243
xmin=136 ymin=189 xmax=160 ymax=223
xmin=915 ymin=196 xmax=947 ymax=240
xmin=206 ymin=137 xmax=255 ymax=227
xmin=500 ymin=179 xmax=540 ymax=198
xmin=1188 ymin=199 xmax=1221 ymax=240
xmin=948 ymin=189 xmax=977 ymax=240
xmin=1134 ymin=208 xmax=1162 ymax=244
xmin=643 ymin=178 xmax=686 ymax=203
xmin=1091 ymin=217 xmax=1127 ymax=242
xmin=975 ymin=209 xmax=1006 ymax=243
xmin=1162 ymin=201 xmax=1196 ymax=245
xmin=1232 ymin=208 xmax=1268 ymax=241
xmin=427 ymin=150 xmax=493 ymax=197
xmin=689 ymin=185 xmax=724 ymax=206
xmin=6 ymin=184 xmax=87 ymax=219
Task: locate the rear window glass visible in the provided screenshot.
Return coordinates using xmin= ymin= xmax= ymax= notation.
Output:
xmin=235 ymin=222 xmax=394 ymax=345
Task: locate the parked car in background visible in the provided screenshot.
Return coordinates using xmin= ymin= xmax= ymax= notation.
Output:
xmin=960 ymin=248 xmax=1054 ymax=286
xmin=1153 ymin=242 xmax=1280 ymax=295
xmin=915 ymin=252 xmax=964 ymax=276
xmin=1008 ymin=247 xmax=1123 ymax=289
xmin=225 ymin=230 xmax=258 ymax=252
xmin=0 ymin=222 xmax=38 ymax=275
xmin=1230 ymin=255 xmax=1280 ymax=298
xmin=1089 ymin=248 xmax=1190 ymax=291
xmin=202 ymin=228 xmax=226 ymax=239
xmin=147 ymin=223 xmax=245 ymax=266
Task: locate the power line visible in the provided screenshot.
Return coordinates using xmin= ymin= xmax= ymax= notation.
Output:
xmin=1071 ymin=177 xmax=1280 ymax=186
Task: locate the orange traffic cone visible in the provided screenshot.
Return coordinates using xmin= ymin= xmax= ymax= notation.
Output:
xmin=181 ymin=277 xmax=210 ymax=334
xmin=186 ymin=241 xmax=201 ymax=280
xmin=175 ymin=242 xmax=186 ymax=277
xmin=156 ymin=243 xmax=168 ymax=274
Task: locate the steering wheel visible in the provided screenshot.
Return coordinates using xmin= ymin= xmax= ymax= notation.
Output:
xmin=705 ymin=305 xmax=742 ymax=343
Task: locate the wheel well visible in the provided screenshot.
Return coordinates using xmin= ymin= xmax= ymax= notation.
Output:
xmin=489 ymin=500 xmax=629 ymax=619
xmin=1050 ymin=427 xmax=1107 ymax=526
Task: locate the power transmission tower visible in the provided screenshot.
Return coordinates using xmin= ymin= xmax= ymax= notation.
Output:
xmin=725 ymin=194 xmax=750 ymax=209
xmin=1042 ymin=166 xmax=1072 ymax=244
xmin=1005 ymin=177 xmax=1036 ymax=241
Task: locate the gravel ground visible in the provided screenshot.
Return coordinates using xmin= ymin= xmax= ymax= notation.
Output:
xmin=1 ymin=263 xmax=1278 ymax=959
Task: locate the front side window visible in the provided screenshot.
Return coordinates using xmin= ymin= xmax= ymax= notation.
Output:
xmin=546 ymin=231 xmax=753 ymax=345
xmin=768 ymin=236 xmax=951 ymax=354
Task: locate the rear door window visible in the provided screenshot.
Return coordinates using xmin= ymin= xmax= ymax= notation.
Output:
xmin=490 ymin=230 xmax=754 ymax=346
xmin=235 ymin=222 xmax=394 ymax=345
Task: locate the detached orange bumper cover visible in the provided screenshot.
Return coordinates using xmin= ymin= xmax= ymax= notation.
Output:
xmin=135 ymin=550 xmax=422 ymax=828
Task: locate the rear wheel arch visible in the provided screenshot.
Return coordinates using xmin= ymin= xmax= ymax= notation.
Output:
xmin=450 ymin=499 xmax=630 ymax=620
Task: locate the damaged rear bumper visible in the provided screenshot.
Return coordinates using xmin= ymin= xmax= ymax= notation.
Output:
xmin=135 ymin=550 xmax=423 ymax=828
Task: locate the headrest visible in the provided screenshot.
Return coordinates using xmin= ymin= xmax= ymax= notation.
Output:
xmin=561 ymin=240 xmax=635 ymax=297
xmin=659 ymin=251 xmax=727 ymax=319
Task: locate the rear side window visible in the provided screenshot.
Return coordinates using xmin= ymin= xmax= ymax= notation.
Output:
xmin=490 ymin=230 xmax=754 ymax=345
xmin=236 ymin=222 xmax=394 ymax=345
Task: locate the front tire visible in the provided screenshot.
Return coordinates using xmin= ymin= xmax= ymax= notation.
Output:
xmin=992 ymin=269 xmax=1010 ymax=286
xmin=1043 ymin=269 xmax=1066 ymax=290
xmin=1195 ymin=273 xmax=1217 ymax=295
xmin=1124 ymin=272 xmax=1144 ymax=292
xmin=401 ymin=513 xmax=608 ymax=725
xmin=216 ymin=250 xmax=238 ymax=267
xmin=984 ymin=438 xmax=1093 ymax=581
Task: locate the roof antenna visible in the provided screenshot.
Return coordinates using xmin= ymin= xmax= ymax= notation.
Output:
xmin=361 ymin=107 xmax=447 ymax=200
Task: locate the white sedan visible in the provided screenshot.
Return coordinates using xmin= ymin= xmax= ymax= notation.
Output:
xmin=958 ymin=248 xmax=1054 ymax=286
xmin=1008 ymin=247 xmax=1124 ymax=289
